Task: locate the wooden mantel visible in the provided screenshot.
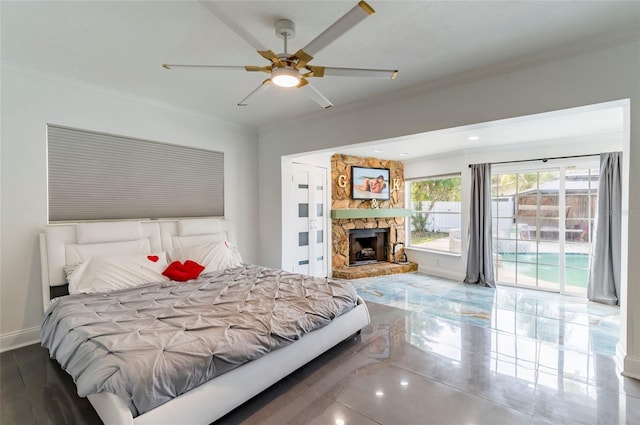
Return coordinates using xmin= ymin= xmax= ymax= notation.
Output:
xmin=330 ymin=208 xmax=412 ymax=219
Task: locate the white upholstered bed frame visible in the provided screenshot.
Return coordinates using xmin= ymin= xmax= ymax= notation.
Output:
xmin=39 ymin=218 xmax=370 ymax=425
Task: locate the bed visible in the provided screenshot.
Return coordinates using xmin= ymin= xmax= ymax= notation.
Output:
xmin=39 ymin=217 xmax=370 ymax=425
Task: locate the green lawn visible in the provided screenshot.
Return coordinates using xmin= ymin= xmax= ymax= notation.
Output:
xmin=411 ymin=231 xmax=449 ymax=245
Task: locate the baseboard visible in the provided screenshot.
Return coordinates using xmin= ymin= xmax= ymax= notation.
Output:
xmin=417 ymin=265 xmax=465 ymax=282
xmin=617 ymin=342 xmax=640 ymax=380
xmin=0 ymin=326 xmax=40 ymax=353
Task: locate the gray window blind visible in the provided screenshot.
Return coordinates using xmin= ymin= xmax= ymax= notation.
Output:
xmin=47 ymin=125 xmax=224 ymax=221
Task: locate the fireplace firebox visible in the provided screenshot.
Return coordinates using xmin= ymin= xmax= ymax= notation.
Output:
xmin=349 ymin=228 xmax=389 ymax=266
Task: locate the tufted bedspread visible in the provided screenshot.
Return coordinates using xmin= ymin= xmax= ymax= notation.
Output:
xmin=41 ymin=264 xmax=358 ymax=416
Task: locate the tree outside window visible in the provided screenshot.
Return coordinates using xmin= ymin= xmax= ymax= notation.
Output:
xmin=409 ymin=175 xmax=462 ymax=254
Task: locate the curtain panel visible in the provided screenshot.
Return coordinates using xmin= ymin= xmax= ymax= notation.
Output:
xmin=464 ymin=163 xmax=495 ymax=287
xmin=588 ymin=152 xmax=622 ymax=305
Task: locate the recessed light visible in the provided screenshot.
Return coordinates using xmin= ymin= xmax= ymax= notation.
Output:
xmin=335 ymin=419 xmax=345 ymax=425
xmin=468 ymin=136 xmax=479 ymax=141
xmin=374 ymin=149 xmax=383 ymax=153
xmin=375 ymin=390 xmax=384 ymax=396
xmin=400 ymin=380 xmax=409 ymax=386
xmin=399 ymin=152 xmax=408 ymax=156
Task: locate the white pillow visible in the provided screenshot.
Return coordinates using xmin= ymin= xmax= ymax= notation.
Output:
xmin=178 ymin=219 xmax=223 ymax=236
xmin=76 ymin=221 xmax=142 ymax=244
xmin=171 ymin=233 xmax=228 ymax=248
xmin=69 ymin=252 xmax=169 ymax=294
xmin=169 ymin=241 xmax=241 ymax=274
xmin=63 ymin=264 xmax=80 ymax=282
xmin=65 ymin=239 xmax=151 ymax=267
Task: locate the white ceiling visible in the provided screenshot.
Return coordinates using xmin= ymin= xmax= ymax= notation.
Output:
xmin=2 ymin=1 xmax=639 ymax=131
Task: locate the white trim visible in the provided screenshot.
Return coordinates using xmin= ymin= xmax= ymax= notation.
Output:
xmin=417 ymin=265 xmax=464 ymax=282
xmin=0 ymin=326 xmax=41 ymax=353
xmin=617 ymin=342 xmax=640 ymax=380
xmin=406 ymin=246 xmax=462 ymax=258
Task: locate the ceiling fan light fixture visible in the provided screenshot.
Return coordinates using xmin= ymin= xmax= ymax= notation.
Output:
xmin=272 ymin=67 xmax=300 ymax=87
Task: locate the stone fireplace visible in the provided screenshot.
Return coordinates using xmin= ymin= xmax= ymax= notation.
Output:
xmin=331 ymin=217 xmax=405 ymax=269
xmin=330 ymin=154 xmax=417 ymax=279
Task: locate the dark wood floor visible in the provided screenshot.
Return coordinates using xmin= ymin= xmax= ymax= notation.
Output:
xmin=0 ymin=343 xmax=101 ymax=424
xmin=0 ymin=329 xmax=367 ymax=425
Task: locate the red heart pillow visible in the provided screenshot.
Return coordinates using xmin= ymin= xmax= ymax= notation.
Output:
xmin=162 ymin=260 xmax=205 ymax=282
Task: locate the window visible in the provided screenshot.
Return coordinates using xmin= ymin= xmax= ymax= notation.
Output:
xmin=47 ymin=125 xmax=224 ymax=221
xmin=407 ymin=174 xmax=462 ymax=254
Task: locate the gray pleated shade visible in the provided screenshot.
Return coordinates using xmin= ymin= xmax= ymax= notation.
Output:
xmin=47 ymin=125 xmax=224 ymax=221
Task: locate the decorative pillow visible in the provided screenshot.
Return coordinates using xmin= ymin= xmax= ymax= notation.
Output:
xmin=169 ymin=241 xmax=241 ymax=274
xmin=69 ymin=252 xmax=169 ymax=294
xmin=162 ymin=260 xmax=205 ymax=282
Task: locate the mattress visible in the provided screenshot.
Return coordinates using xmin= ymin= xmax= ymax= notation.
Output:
xmin=41 ymin=264 xmax=358 ymax=416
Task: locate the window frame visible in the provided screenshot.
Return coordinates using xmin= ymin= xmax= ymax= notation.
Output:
xmin=406 ymin=173 xmax=462 ymax=255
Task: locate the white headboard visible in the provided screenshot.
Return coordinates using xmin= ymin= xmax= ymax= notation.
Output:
xmin=39 ymin=218 xmax=228 ymax=311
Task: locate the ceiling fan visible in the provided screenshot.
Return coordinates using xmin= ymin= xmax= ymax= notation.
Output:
xmin=162 ymin=1 xmax=398 ymax=109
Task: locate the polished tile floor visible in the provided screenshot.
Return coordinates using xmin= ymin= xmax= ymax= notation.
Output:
xmin=2 ymin=272 xmax=638 ymax=424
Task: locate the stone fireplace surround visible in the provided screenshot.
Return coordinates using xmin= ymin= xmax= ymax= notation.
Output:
xmin=331 ymin=154 xmax=417 ymax=279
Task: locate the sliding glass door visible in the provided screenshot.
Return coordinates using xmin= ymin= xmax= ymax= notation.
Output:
xmin=491 ymin=162 xmax=598 ymax=296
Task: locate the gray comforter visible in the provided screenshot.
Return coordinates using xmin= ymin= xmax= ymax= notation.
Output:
xmin=41 ymin=264 xmax=358 ymax=417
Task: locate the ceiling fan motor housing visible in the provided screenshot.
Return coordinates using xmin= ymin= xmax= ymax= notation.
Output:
xmin=275 ymin=19 xmax=295 ymax=40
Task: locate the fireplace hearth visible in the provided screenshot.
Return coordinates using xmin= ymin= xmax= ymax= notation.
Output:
xmin=349 ymin=228 xmax=388 ymax=266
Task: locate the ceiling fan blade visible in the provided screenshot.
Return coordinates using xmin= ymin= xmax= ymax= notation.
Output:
xmin=303 ymin=65 xmax=325 ymax=78
xmin=198 ymin=1 xmax=268 ymax=51
xmin=299 ymin=1 xmax=375 ymax=57
xmin=237 ymin=79 xmax=272 ymax=106
xmin=300 ymin=81 xmax=333 ymax=109
xmin=162 ymin=64 xmax=248 ymax=71
xmin=323 ymin=67 xmax=398 ymax=79
xmin=245 ymin=65 xmax=272 ymax=73
xmin=292 ymin=49 xmax=314 ymax=70
xmin=257 ymin=50 xmax=283 ymax=67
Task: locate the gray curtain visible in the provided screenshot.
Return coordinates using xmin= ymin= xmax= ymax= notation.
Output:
xmin=588 ymin=152 xmax=622 ymax=305
xmin=464 ymin=163 xmax=495 ymax=287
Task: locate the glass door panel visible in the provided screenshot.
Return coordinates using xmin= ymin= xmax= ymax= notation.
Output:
xmin=537 ymin=264 xmax=560 ymax=291
xmin=516 ymin=264 xmax=538 ymax=287
xmin=493 ymin=165 xmax=597 ymax=296
xmin=561 ymin=167 xmax=598 ymax=296
xmin=564 ymin=254 xmax=590 ymax=296
xmin=292 ymin=164 xmax=327 ymax=278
